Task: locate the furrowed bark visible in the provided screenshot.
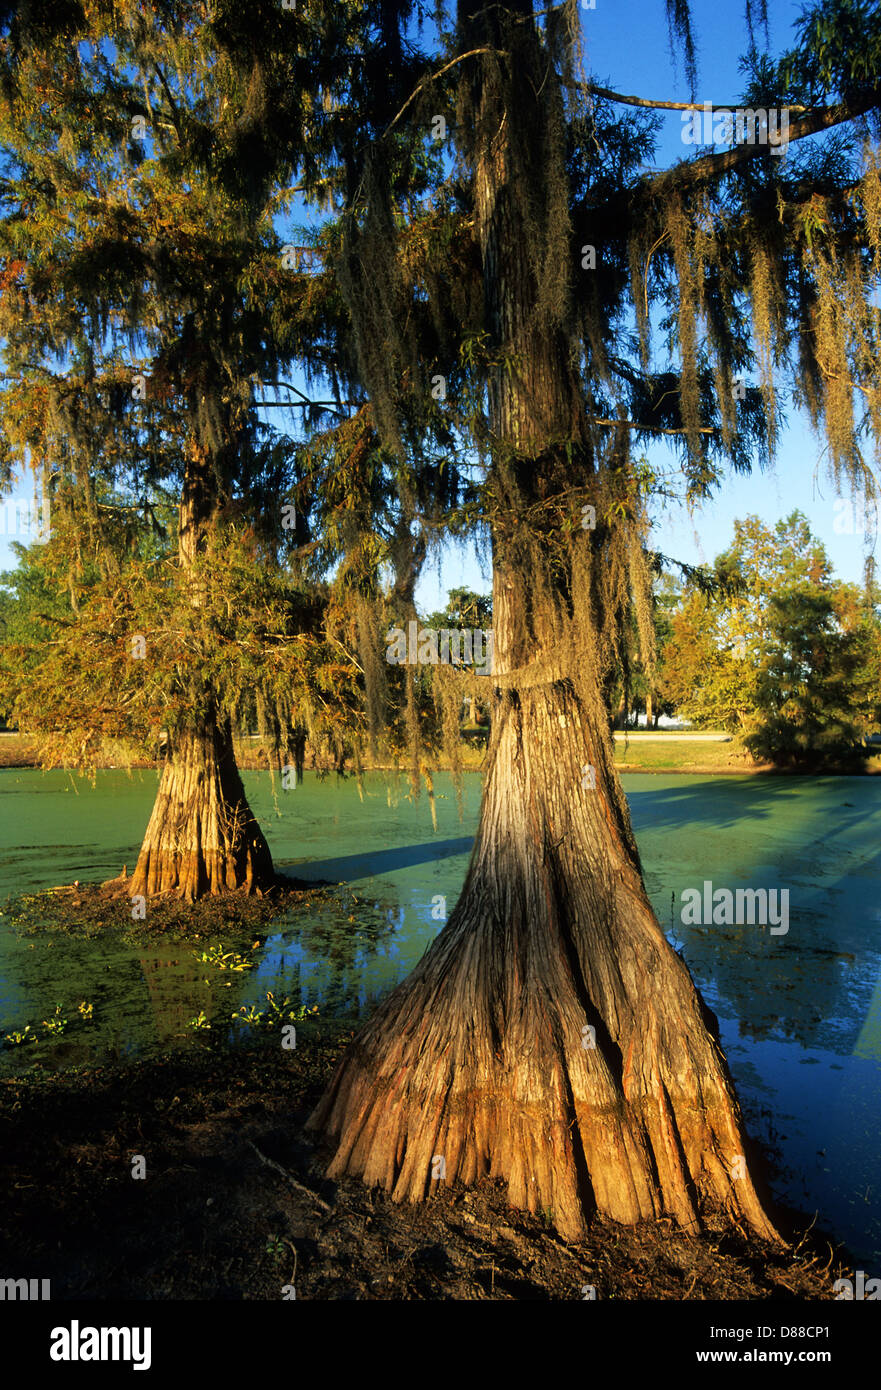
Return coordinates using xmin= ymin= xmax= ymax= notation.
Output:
xmin=309 ymin=557 xmax=781 ymax=1243
xmin=310 ymin=0 xmax=783 ymax=1245
xmin=128 ymin=714 xmax=274 ymax=902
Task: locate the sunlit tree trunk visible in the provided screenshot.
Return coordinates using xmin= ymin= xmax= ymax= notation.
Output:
xmin=311 ymin=578 xmax=779 ymax=1238
xmin=313 ymin=486 xmax=781 ymax=1242
xmin=310 ymin=0 xmax=781 ymax=1243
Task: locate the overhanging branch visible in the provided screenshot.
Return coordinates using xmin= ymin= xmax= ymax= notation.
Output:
xmin=649 ymin=96 xmax=879 ymax=193
xmin=382 ymin=48 xmax=505 ymax=139
xmin=581 ymin=84 xmax=807 ymax=115
xmin=592 ymin=418 xmax=716 ymax=435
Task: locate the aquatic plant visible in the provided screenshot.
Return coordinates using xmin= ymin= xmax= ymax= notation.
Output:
xmin=233 ymin=1005 xmax=265 ymax=1027
xmin=193 ymin=943 xmax=254 ymax=972
xmin=3 ymin=1024 xmax=36 ymax=1046
xmin=265 ymin=1234 xmax=286 ymax=1260
xmin=232 ymin=995 xmax=320 ymax=1029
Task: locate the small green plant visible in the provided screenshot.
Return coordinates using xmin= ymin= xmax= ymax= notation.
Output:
xmin=267 ymin=992 xmax=320 ymax=1022
xmin=233 ymin=1004 xmax=265 ymax=1026
xmin=188 ymin=1009 xmax=211 ymax=1031
xmin=3 ymin=1023 xmax=35 ymax=1046
xmin=264 ymin=990 xmax=293 ymax=1022
xmin=234 ymin=993 xmax=319 ymax=1029
xmin=78 ymin=1000 xmax=94 ymax=1021
xmin=42 ymin=1005 xmax=67 ymax=1035
xmin=265 ymin=1233 xmax=286 ymax=1260
xmin=193 ymin=943 xmax=254 ymax=972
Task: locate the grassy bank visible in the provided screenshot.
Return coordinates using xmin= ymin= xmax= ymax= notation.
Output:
xmin=612 ymin=732 xmax=764 ymax=774
xmin=3 ymin=729 xmax=879 ymax=775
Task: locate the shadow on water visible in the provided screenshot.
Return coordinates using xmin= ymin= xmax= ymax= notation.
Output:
xmin=625 ymin=774 xmax=881 ymax=1268
xmin=279 ymin=836 xmax=474 ymax=884
xmin=625 ymin=775 xmax=881 ymax=1053
xmin=627 ymin=770 xmax=869 ymax=834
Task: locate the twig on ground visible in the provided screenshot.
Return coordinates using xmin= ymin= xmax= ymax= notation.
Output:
xmin=247 ymin=1140 xmax=332 ymax=1213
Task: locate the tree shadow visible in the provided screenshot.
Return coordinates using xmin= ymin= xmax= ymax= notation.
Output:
xmin=277 ymin=836 xmax=475 ymax=885
xmin=627 ymin=776 xmax=881 ymax=1055
xmin=625 ymin=772 xmax=873 ymax=834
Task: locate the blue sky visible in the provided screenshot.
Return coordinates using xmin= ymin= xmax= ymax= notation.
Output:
xmin=2 ymin=0 xmax=878 ymax=606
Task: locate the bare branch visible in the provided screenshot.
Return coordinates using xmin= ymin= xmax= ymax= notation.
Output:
xmin=581 ymin=84 xmax=807 ymax=115
xmin=247 ymin=1141 xmax=332 ymax=1214
xmin=151 ymin=63 xmax=183 ymax=144
xmin=382 ymin=48 xmax=505 ymax=140
xmin=255 ymin=381 xmax=353 ymax=417
xmin=255 ymin=399 xmax=352 ymax=414
xmin=592 ymin=418 xmax=716 ymax=435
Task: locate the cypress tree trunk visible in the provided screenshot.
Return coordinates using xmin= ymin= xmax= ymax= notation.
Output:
xmin=310 ymin=0 xmax=781 ymax=1244
xmin=614 ymin=689 xmax=627 ymax=730
xmin=128 ymin=711 xmax=274 ymax=901
xmin=309 ymin=546 xmax=780 ymax=1241
xmin=127 ymin=441 xmax=274 ymax=901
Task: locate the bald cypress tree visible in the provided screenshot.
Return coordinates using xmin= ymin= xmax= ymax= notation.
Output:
xmin=0 ymin=2 xmax=360 ymax=899
xmin=5 ymin=0 xmax=880 ymax=1243
xmin=299 ymin=0 xmax=881 ymax=1241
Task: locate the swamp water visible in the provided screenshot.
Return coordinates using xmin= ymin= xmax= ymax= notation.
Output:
xmin=1 ymin=766 xmax=879 ymax=1269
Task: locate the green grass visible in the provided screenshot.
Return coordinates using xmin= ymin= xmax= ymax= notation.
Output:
xmin=612 ymin=733 xmax=750 ymax=774
xmin=612 ymin=733 xmax=881 ymax=775
xmin=4 ymin=728 xmax=878 ymax=777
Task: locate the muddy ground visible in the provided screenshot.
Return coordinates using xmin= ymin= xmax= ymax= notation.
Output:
xmin=0 ymin=1025 xmax=851 ymax=1302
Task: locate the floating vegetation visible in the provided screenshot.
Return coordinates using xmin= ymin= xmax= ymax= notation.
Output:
xmin=3 ymin=1000 xmax=95 ymax=1049
xmin=193 ymin=943 xmax=254 ymax=972
xmin=2 ymin=880 xmax=392 ymax=948
xmin=232 ymin=993 xmax=320 ymax=1030
xmin=41 ymin=1005 xmax=68 ymax=1036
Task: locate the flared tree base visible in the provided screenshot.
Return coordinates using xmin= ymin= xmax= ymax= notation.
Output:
xmin=127 ymin=720 xmax=275 ymax=902
xmin=309 ymin=683 xmax=783 ymax=1246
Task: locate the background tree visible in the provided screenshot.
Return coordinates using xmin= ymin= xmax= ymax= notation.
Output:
xmin=658 ymin=583 xmax=759 ymax=731
xmin=0 ymin=2 xmax=363 ymax=897
xmin=423 ymin=585 xmax=492 ymax=726
xmin=747 ymin=586 xmax=876 ymax=765
xmin=657 ymin=512 xmax=880 ymax=763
